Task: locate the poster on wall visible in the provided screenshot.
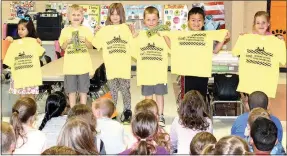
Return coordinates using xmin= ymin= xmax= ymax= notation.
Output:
xmin=191 ymin=1 xmax=225 ymax=30
xmin=99 ymin=5 xmax=109 ymax=26
xmin=46 ymin=3 xmax=69 ymax=26
xmin=124 ymin=5 xmax=162 ymax=30
xmin=79 ymin=5 xmax=100 ymax=34
xmin=163 ymin=5 xmax=188 ymax=31
xmin=10 ymin=1 xmax=35 ymax=17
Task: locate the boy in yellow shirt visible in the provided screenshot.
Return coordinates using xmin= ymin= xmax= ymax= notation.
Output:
xmin=59 ymin=4 xmax=94 ymax=107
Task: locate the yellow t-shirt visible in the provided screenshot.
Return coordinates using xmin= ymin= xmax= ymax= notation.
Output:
xmin=3 ymin=37 xmax=45 ymax=88
xmin=161 ymin=29 xmax=227 ymax=77
xmin=131 ymin=31 xmax=170 ymax=86
xmin=59 ymin=25 xmax=93 ymax=75
xmin=232 ymin=34 xmax=286 ymax=98
xmin=92 ymin=24 xmax=133 ymax=80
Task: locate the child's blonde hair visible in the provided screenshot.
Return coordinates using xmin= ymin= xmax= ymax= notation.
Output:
xmin=214 ymin=135 xmax=250 ymax=155
xmin=253 ymin=11 xmax=270 ymax=32
xmin=248 ymin=107 xmax=270 ymax=126
xmin=190 ymin=132 xmax=217 ymax=155
xmin=105 ymin=3 xmax=126 ymax=25
xmin=93 ymin=98 xmax=115 ymax=118
xmin=143 ymin=6 xmax=160 ymax=19
xmin=68 ymin=4 xmax=84 ymax=15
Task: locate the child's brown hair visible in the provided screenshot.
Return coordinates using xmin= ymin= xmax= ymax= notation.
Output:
xmin=214 ymin=135 xmax=250 ymax=155
xmin=248 ymin=107 xmax=270 ymax=126
xmin=105 ymin=3 xmax=126 ymax=25
xmin=42 ymin=146 xmax=77 ymax=155
xmin=1 ymin=122 xmax=16 ymax=154
xmin=135 ymin=99 xmax=158 ymax=116
xmin=190 ymin=132 xmax=217 ymax=155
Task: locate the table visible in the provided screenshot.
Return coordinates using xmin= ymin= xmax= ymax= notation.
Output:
xmin=41 ymin=50 xmax=103 ymax=81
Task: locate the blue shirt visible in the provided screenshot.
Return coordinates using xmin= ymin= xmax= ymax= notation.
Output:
xmin=231 ymin=112 xmax=283 ymax=142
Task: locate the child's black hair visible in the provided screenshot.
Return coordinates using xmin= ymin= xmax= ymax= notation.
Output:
xmin=17 ymin=14 xmax=38 ymax=39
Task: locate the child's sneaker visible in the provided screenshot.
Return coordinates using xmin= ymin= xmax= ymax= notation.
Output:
xmin=159 ymin=114 xmax=165 ymax=127
xmin=120 ymin=109 xmax=132 ymax=125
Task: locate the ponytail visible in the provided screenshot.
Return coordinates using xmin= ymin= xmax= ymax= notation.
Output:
xmin=39 ymin=114 xmax=49 ymax=130
xmin=130 ymin=139 xmax=156 ymax=155
xmin=10 ymin=110 xmax=26 ymax=148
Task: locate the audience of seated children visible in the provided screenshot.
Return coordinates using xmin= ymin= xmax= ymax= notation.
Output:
xmin=11 ymin=97 xmax=47 ymax=154
xmin=245 ymin=107 xmax=286 ymax=154
xmin=231 ymin=91 xmax=283 ymax=142
xmin=250 ymin=117 xmax=278 ymax=155
xmin=170 ymin=90 xmax=213 ymax=154
xmin=120 ymin=111 xmax=169 ymax=155
xmin=39 ymin=91 xmax=68 ymax=148
xmin=41 ymin=146 xmax=77 ymax=155
xmin=92 ymin=98 xmax=126 ymax=154
xmin=1 ymin=122 xmax=16 ymax=154
xmin=190 ymin=132 xmax=217 ymax=155
xmin=67 ymin=104 xmax=106 ymax=154
xmin=57 ymin=117 xmax=98 ymax=155
xmin=132 ymin=99 xmax=171 ymax=152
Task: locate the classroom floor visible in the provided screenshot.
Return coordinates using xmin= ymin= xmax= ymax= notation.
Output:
xmin=1 ymin=72 xmax=286 ymax=150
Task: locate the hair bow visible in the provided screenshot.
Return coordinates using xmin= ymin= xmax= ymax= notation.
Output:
xmin=19 ymin=14 xmax=30 ymax=21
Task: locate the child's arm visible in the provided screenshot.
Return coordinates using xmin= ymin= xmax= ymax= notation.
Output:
xmin=85 ymin=38 xmax=93 ymax=49
xmin=128 ymin=24 xmax=139 ymax=38
xmin=60 ymin=38 xmax=72 ymax=50
xmin=213 ymin=31 xmax=230 ymax=54
xmin=163 ymin=36 xmax=171 ymax=49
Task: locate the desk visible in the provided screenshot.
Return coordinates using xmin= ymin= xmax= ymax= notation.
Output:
xmin=41 ymin=50 xmax=103 ymax=81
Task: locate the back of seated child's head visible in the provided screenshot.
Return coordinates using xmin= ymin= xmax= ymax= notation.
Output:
xmin=41 ymin=146 xmax=77 ymax=155
xmin=250 ymin=117 xmax=277 ymax=153
xmin=214 ymin=135 xmax=250 ymax=155
xmin=68 ymin=104 xmax=96 ymax=133
xmin=190 ymin=132 xmax=217 ymax=155
xmin=39 ymin=91 xmax=67 ymax=130
xmin=135 ymin=99 xmax=158 ymax=117
xmin=130 ymin=110 xmax=159 ymax=155
xmin=248 ymin=107 xmax=270 ymax=127
xmin=135 ymin=99 xmax=170 ymax=152
xmin=179 ymin=90 xmax=210 ymax=131
xmin=248 ymin=91 xmax=268 ymax=110
xmin=1 ymin=122 xmax=16 ymax=154
xmin=93 ymin=98 xmax=115 ymax=118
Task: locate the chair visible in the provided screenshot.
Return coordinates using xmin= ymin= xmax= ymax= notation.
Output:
xmin=209 ymin=73 xmax=244 ymax=119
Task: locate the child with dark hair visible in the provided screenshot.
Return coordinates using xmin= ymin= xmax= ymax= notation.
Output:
xmin=41 ymin=146 xmax=77 ymax=155
xmin=170 ymin=90 xmax=212 ymax=154
xmin=120 ymin=111 xmax=169 ymax=155
xmin=190 ymin=132 xmax=217 ymax=155
xmin=10 ymin=97 xmax=46 ymax=154
xmin=4 ymin=14 xmax=45 ymax=99
xmin=39 ymin=91 xmax=68 ymax=148
xmin=250 ymin=117 xmax=278 ymax=155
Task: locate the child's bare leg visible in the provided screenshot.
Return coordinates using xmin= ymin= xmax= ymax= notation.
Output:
xmin=69 ymin=92 xmax=77 ymax=108
xmin=79 ymin=92 xmax=87 ymax=104
xmin=156 ymin=95 xmax=164 ymax=115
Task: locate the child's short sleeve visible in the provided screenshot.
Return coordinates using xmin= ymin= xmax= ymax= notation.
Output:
xmin=232 ymin=35 xmax=245 ymax=56
xmin=92 ymin=29 xmax=103 ymax=49
xmin=3 ymin=43 xmax=15 ymax=67
xmin=276 ymin=38 xmax=286 ymax=66
xmin=35 ymin=42 xmax=45 ymax=57
xmin=83 ymin=26 xmax=94 ymax=43
xmin=58 ymin=28 xmax=68 ymax=47
xmin=209 ymin=29 xmax=228 ymax=42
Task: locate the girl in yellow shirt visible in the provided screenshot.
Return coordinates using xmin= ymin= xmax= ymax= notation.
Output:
xmin=94 ymin=3 xmax=132 ymax=124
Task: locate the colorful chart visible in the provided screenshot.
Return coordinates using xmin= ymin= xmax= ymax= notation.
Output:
xmin=80 ymin=5 xmax=100 ymax=34
xmin=163 ymin=4 xmax=188 ymax=31
xmin=99 ymin=5 xmax=109 ymax=26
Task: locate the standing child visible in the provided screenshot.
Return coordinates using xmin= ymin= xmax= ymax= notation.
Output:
xmin=93 ymin=3 xmax=132 ymax=124
xmin=130 ymin=6 xmax=170 ymax=127
xmin=59 ymin=4 xmax=94 ymax=108
xmin=170 ymin=90 xmax=213 ymax=154
xmin=4 ymin=15 xmax=45 ymax=99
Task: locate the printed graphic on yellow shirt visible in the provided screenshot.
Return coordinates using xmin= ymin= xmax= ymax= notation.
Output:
xmin=14 ymin=51 xmax=34 ymax=71
xmin=245 ymin=47 xmax=273 ymax=67
xmin=140 ymin=42 xmax=164 ymax=61
xmin=177 ymin=32 xmax=207 ymax=46
xmin=106 ymin=35 xmax=128 ymax=54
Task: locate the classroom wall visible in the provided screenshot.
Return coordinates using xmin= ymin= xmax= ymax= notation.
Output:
xmin=1 ymin=1 xmax=267 ymax=50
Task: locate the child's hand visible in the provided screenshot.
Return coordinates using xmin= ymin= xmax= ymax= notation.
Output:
xmin=94 ymin=25 xmax=102 ymax=33
xmin=65 ymin=38 xmax=73 ymax=45
xmin=224 ymin=31 xmax=231 ymax=41
xmin=276 ymin=35 xmax=285 ymax=40
xmin=5 ymin=36 xmax=14 ymax=42
xmin=36 ymin=38 xmax=42 ymax=45
xmin=239 ymin=32 xmax=246 ymax=35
